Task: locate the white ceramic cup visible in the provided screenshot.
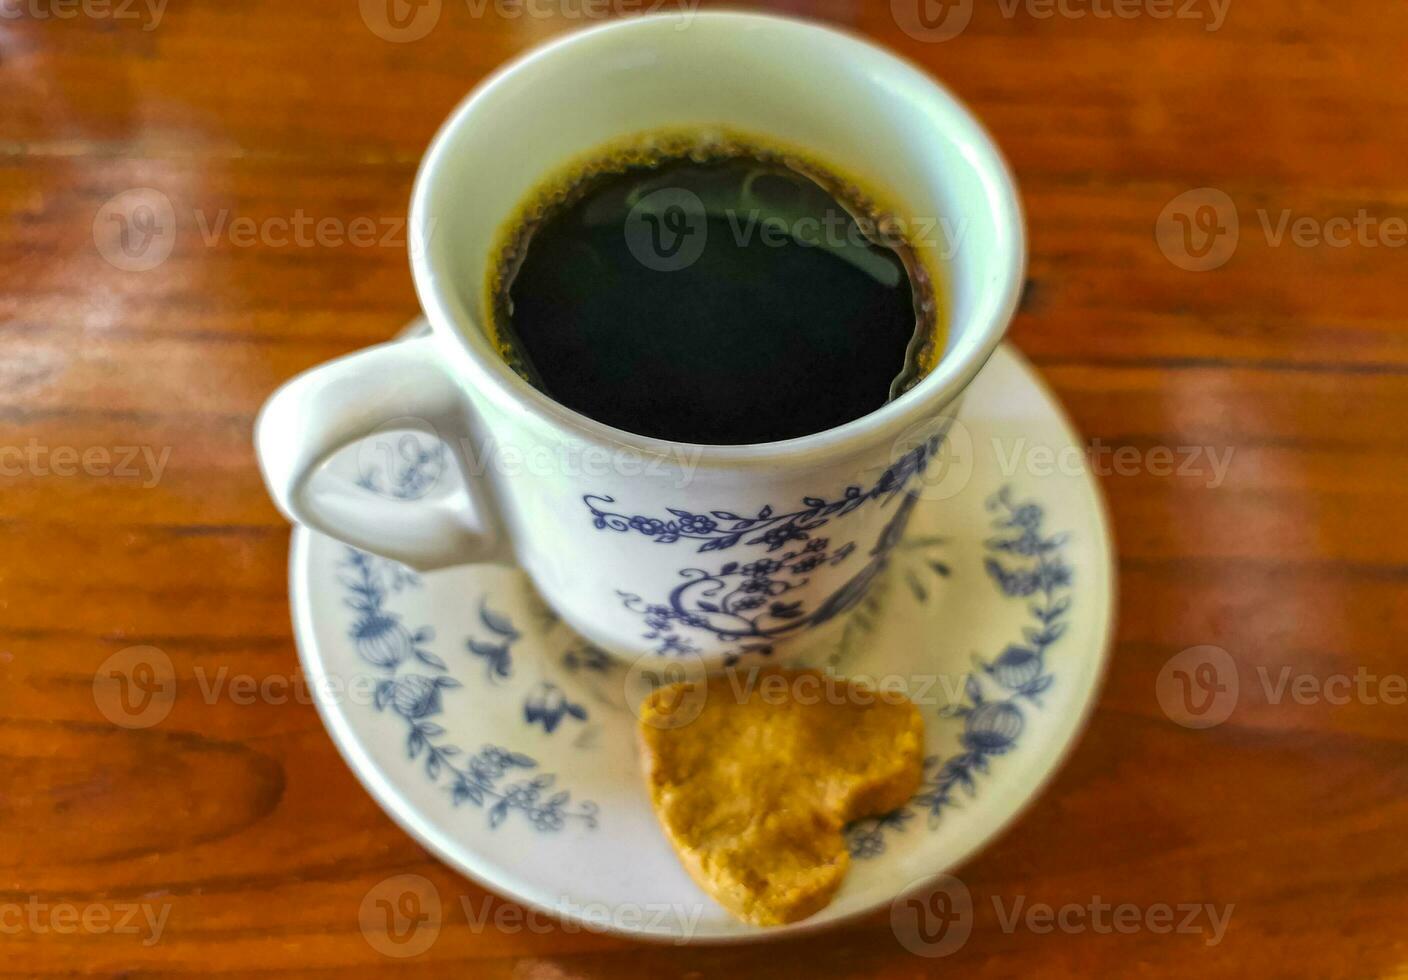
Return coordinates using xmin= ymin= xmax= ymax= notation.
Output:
xmin=255 ymin=11 xmax=1025 ymax=665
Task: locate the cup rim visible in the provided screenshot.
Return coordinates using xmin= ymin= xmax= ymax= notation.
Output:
xmin=409 ymin=10 xmax=1026 ymax=465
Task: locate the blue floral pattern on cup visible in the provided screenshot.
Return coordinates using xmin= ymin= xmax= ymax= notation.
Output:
xmin=584 ymin=437 xmax=941 ymax=554
xmin=356 ymin=432 xmax=445 ymax=500
xmin=619 ymin=490 xmax=923 ymax=660
xmin=591 ymin=434 xmax=945 ymax=656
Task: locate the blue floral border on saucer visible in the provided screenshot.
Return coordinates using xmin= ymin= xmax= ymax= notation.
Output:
xmin=340 ymin=550 xmax=599 ymax=833
xmin=846 ymin=485 xmax=1072 ymax=858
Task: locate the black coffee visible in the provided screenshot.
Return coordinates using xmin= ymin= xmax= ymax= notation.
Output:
xmin=491 ymin=145 xmax=936 ymax=445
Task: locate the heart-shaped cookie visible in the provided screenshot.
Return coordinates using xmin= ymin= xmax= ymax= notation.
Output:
xmin=638 ymin=667 xmax=924 ymax=926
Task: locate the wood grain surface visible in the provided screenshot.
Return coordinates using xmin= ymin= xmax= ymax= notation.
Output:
xmin=3 ymin=0 xmax=1407 ymax=976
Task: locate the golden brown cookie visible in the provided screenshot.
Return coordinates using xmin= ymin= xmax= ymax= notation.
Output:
xmin=638 ymin=667 xmax=924 ymax=926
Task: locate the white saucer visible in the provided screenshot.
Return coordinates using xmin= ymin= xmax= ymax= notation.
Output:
xmin=289 ymin=341 xmax=1115 ymax=943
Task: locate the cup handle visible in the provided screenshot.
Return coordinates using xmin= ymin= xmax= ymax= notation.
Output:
xmin=255 ymin=332 xmax=509 ymax=570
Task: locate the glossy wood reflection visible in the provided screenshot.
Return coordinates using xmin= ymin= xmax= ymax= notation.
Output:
xmin=2 ymin=0 xmax=1407 ymax=976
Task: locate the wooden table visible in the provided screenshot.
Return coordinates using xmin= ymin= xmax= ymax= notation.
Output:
xmin=4 ymin=1 xmax=1406 ymax=975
